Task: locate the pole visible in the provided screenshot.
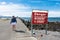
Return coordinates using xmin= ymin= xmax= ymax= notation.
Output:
xmin=45 ymin=24 xmax=48 ymax=35
xmin=31 ymin=24 xmax=33 ymax=36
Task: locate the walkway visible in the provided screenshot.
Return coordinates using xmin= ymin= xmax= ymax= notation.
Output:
xmin=0 ymin=18 xmax=37 ymax=40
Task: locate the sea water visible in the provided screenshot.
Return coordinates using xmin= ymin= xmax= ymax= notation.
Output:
xmin=21 ymin=17 xmax=60 ymax=22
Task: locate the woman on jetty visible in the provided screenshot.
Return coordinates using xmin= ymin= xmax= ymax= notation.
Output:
xmin=10 ymin=16 xmax=17 ymax=31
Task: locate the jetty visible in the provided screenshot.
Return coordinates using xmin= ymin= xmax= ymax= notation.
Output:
xmin=0 ymin=18 xmax=37 ymax=40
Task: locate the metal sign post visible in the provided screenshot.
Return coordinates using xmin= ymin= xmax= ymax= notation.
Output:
xmin=45 ymin=24 xmax=48 ymax=35
xmin=31 ymin=24 xmax=33 ymax=36
xmin=31 ymin=10 xmax=48 ymax=36
xmin=31 ymin=14 xmax=33 ymax=36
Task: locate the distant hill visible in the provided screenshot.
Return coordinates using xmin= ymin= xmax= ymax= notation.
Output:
xmin=0 ymin=16 xmax=11 ymax=18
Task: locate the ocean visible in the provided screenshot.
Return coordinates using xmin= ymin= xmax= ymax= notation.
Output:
xmin=21 ymin=17 xmax=60 ymax=22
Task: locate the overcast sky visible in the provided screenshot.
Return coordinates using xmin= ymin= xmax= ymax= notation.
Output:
xmin=0 ymin=0 xmax=60 ymax=17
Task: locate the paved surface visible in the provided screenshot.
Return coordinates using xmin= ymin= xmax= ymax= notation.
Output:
xmin=0 ymin=19 xmax=37 ymax=40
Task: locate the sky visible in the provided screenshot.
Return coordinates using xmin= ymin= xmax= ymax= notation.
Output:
xmin=0 ymin=0 xmax=60 ymax=17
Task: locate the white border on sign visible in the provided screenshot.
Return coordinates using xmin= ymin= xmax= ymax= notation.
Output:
xmin=32 ymin=10 xmax=48 ymax=13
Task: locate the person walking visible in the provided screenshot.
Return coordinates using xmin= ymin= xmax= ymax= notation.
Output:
xmin=10 ymin=16 xmax=17 ymax=31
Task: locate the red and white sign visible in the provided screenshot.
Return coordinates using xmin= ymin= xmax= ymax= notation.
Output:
xmin=32 ymin=10 xmax=48 ymax=24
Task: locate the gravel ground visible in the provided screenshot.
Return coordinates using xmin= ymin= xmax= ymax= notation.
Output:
xmin=32 ymin=30 xmax=60 ymax=40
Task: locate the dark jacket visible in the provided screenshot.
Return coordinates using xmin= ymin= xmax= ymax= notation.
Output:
xmin=10 ymin=18 xmax=17 ymax=23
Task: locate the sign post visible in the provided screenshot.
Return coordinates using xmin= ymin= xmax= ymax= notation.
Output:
xmin=46 ymin=24 xmax=48 ymax=35
xmin=31 ymin=23 xmax=33 ymax=36
xmin=31 ymin=10 xmax=48 ymax=36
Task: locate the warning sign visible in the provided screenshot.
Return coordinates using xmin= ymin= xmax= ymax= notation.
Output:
xmin=32 ymin=10 xmax=48 ymax=24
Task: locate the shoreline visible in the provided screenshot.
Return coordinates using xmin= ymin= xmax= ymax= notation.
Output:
xmin=20 ymin=18 xmax=60 ymax=32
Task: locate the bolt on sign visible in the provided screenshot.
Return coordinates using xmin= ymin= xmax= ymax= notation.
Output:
xmin=32 ymin=10 xmax=48 ymax=24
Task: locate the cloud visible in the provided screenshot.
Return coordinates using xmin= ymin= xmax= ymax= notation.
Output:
xmin=49 ymin=11 xmax=60 ymax=17
xmin=0 ymin=2 xmax=31 ymax=17
xmin=0 ymin=2 xmax=7 ymax=5
xmin=0 ymin=2 xmax=60 ymax=17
